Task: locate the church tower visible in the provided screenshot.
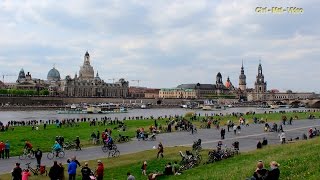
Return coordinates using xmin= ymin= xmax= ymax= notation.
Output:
xmin=239 ymin=61 xmax=246 ymax=91
xmin=79 ymin=51 xmax=94 ymax=80
xmin=254 ymin=61 xmax=267 ymax=94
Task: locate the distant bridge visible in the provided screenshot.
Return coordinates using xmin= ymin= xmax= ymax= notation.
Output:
xmin=263 ymin=99 xmax=320 ymax=108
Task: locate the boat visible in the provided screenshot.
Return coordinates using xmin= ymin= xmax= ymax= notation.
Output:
xmin=202 ymin=105 xmax=212 ymax=111
xmin=278 ymin=105 xmax=291 ymax=109
xmin=56 ymin=103 xmax=128 ymax=114
xmin=270 ymin=105 xmax=279 ymax=109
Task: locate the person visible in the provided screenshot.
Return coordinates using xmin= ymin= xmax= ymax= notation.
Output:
xmin=252 ymin=161 xmax=268 ymax=180
xmin=217 ymin=141 xmax=223 ymax=151
xmin=5 ymin=140 xmax=10 ymax=159
xmin=106 ymin=135 xmax=114 ymax=150
xmin=24 ymin=141 xmax=33 ymax=154
xmin=81 ymin=162 xmax=92 ymax=180
xmin=257 ymin=141 xmax=262 ymax=149
xmin=267 ymin=161 xmax=280 ymax=180
xmin=75 ymin=136 xmax=81 ymax=151
xmin=262 ymin=138 xmax=268 ymax=146
xmin=35 ymin=148 xmax=43 ymax=168
xmin=22 ymin=169 xmax=31 ymax=180
xmin=127 ymin=172 xmax=136 ymax=180
xmin=0 ymin=140 xmax=4 ymax=159
xmin=49 ymin=161 xmax=62 ymax=180
xmin=164 ymin=162 xmax=173 ymax=175
xmin=172 ymin=161 xmax=180 ymax=175
xmin=12 ymin=163 xmax=22 ymax=180
xmin=91 ymin=132 xmax=97 ymax=144
xmin=157 ymin=142 xmax=164 ymax=158
xmin=68 ymin=157 xmax=78 ymax=180
xmin=220 ymin=128 xmax=225 ymax=139
xmin=233 ymin=125 xmax=237 ymax=135
xmin=52 ymin=141 xmax=62 ymax=157
xmin=141 ymin=161 xmax=147 ymax=175
xmin=59 ymin=162 xmax=65 ymax=180
xmin=280 ymin=132 xmax=286 ymax=144
xmin=95 ymin=160 xmax=104 ymax=180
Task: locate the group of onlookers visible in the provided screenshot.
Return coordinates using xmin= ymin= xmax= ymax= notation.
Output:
xmin=247 ymin=160 xmax=280 ymax=180
xmin=0 ymin=140 xmax=10 ymax=159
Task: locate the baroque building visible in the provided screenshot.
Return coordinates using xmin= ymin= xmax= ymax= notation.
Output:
xmin=62 ymin=52 xmax=129 ymax=97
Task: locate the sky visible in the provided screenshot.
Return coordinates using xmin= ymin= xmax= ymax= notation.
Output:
xmin=0 ymin=0 xmax=319 ymax=92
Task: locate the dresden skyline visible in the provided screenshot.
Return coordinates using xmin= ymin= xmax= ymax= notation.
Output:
xmin=0 ymin=0 xmax=319 ymax=92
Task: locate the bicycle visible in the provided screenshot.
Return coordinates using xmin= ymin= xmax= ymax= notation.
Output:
xmin=19 ymin=149 xmax=35 ymax=160
xmin=102 ymin=143 xmax=117 ymax=153
xmin=25 ymin=162 xmax=47 ymax=176
xmin=47 ymin=149 xmax=65 ymax=160
xmin=108 ymin=149 xmax=120 ymax=158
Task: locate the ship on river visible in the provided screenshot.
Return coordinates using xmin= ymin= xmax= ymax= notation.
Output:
xmin=56 ymin=103 xmax=128 ymax=114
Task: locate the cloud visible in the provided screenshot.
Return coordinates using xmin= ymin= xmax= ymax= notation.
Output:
xmin=0 ymin=0 xmax=318 ymax=92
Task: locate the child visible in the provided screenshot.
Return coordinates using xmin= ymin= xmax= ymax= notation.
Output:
xmin=141 ymin=161 xmax=147 ymax=175
xmin=22 ymin=169 xmax=31 ymax=180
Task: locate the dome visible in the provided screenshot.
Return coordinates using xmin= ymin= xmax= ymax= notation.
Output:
xmin=239 ymin=74 xmax=246 ymax=79
xmin=47 ymin=67 xmax=61 ymax=81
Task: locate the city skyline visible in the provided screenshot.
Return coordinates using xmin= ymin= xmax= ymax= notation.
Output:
xmin=0 ymin=0 xmax=319 ymax=92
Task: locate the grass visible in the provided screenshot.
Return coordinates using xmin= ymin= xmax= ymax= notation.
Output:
xmin=0 ymin=110 xmax=319 ymax=156
xmin=1 ymin=137 xmax=320 ymax=180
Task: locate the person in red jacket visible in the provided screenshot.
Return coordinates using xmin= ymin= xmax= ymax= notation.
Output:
xmin=0 ymin=140 xmax=5 ymax=159
xmin=95 ymin=160 xmax=104 ymax=180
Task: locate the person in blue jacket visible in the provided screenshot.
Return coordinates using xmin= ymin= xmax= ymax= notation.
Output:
xmin=68 ymin=157 xmax=78 ymax=180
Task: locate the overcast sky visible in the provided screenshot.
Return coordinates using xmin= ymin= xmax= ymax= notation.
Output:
xmin=0 ymin=0 xmax=319 ymax=92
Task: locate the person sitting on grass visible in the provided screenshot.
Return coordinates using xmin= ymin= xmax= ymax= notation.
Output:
xmin=141 ymin=161 xmax=147 ymax=176
xmin=172 ymin=161 xmax=181 ymax=175
xmin=262 ymin=138 xmax=268 ymax=146
xmin=257 ymin=141 xmax=262 ymax=149
xmin=267 ymin=161 xmax=280 ymax=180
xmin=164 ymin=162 xmax=174 ymax=175
xmin=253 ymin=161 xmax=268 ymax=180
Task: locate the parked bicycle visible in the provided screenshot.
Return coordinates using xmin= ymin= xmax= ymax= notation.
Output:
xmin=115 ymin=134 xmax=129 ymax=143
xmin=19 ymin=149 xmax=35 ymax=160
xmin=25 ymin=162 xmax=47 ymax=176
xmin=47 ymin=150 xmax=65 ymax=160
xmin=102 ymin=143 xmax=117 ymax=153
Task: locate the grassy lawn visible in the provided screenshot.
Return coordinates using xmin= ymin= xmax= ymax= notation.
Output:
xmin=1 ymin=137 xmax=320 ymax=180
xmin=0 ymin=110 xmax=319 ymax=156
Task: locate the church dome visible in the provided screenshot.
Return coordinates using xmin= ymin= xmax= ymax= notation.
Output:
xmin=217 ymin=72 xmax=222 ymax=78
xmin=47 ymin=67 xmax=61 ymax=81
xmin=239 ymin=74 xmax=246 ymax=79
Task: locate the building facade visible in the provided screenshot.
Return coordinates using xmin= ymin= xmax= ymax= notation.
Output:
xmin=62 ymin=52 xmax=129 ymax=97
xmin=238 ymin=61 xmax=246 ymax=91
xmin=159 ymin=88 xmax=197 ymax=99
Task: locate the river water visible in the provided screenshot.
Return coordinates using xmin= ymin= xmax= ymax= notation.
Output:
xmin=0 ymin=107 xmax=313 ymax=124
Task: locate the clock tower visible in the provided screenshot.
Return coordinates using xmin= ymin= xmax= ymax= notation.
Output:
xmin=254 ymin=61 xmax=267 ymax=99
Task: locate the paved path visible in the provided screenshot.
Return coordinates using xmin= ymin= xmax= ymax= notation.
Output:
xmin=0 ymin=119 xmax=319 ymax=174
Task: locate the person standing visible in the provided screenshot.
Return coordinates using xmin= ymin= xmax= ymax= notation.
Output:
xmin=12 ymin=163 xmax=22 ymax=180
xmin=35 ymin=148 xmax=43 ymax=168
xmin=280 ymin=132 xmax=286 ymax=144
xmin=141 ymin=161 xmax=147 ymax=175
xmin=5 ymin=140 xmax=10 ymax=159
xmin=81 ymin=162 xmax=91 ymax=180
xmin=95 ymin=160 xmax=104 ymax=180
xmin=220 ymin=128 xmax=225 ymax=139
xmin=0 ymin=140 xmax=4 ymax=159
xmin=49 ymin=161 xmax=61 ymax=180
xmin=68 ymin=158 xmax=78 ymax=180
xmin=157 ymin=142 xmax=164 ymax=158
xmin=233 ymin=125 xmax=237 ymax=135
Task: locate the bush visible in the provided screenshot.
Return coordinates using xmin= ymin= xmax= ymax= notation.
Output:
xmin=185 ymin=112 xmax=195 ymax=118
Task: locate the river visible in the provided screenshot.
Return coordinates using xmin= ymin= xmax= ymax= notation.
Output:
xmin=0 ymin=107 xmax=314 ymax=124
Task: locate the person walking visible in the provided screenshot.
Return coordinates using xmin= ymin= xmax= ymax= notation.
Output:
xmin=233 ymin=125 xmax=237 ymax=135
xmin=95 ymin=160 xmax=104 ymax=180
xmin=35 ymin=148 xmax=43 ymax=168
xmin=157 ymin=142 xmax=164 ymax=158
xmin=141 ymin=161 xmax=147 ymax=175
xmin=5 ymin=140 xmax=10 ymax=159
xmin=12 ymin=163 xmax=22 ymax=180
xmin=75 ymin=136 xmax=81 ymax=151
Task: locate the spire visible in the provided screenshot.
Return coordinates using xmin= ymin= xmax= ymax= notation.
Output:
xmin=258 ymin=60 xmax=263 ymax=75
xmin=96 ymin=71 xmax=99 ymax=77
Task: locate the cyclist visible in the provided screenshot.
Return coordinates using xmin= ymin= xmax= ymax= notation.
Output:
xmin=24 ymin=141 xmax=33 ymax=155
xmin=106 ymin=136 xmax=114 ymax=150
xmin=52 ymin=141 xmax=62 ymax=157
